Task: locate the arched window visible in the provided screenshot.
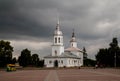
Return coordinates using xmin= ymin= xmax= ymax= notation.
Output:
xmin=49 ymin=60 xmax=52 ymax=64
xmin=72 ymin=43 xmax=73 ymax=46
xmin=55 ymin=37 xmax=57 ymax=43
xmin=55 ymin=50 xmax=57 ymax=56
xmin=61 ymin=60 xmax=63 ymax=64
xmin=61 ymin=38 xmax=63 ymax=43
xmin=58 ymin=37 xmax=60 ymax=43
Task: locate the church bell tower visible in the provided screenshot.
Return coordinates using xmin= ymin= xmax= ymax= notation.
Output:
xmin=52 ymin=20 xmax=64 ymax=56
xmin=70 ymin=30 xmax=77 ymax=48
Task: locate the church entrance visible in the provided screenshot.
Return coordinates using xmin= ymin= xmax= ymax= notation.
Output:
xmin=54 ymin=60 xmax=58 ymax=67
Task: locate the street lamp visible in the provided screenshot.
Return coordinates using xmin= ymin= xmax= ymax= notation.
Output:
xmin=114 ymin=52 xmax=116 ymax=68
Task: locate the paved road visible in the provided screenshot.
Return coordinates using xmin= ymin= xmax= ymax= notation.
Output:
xmin=44 ymin=70 xmax=59 ymax=81
xmin=57 ymin=69 xmax=120 ymax=81
xmin=0 ymin=68 xmax=120 ymax=81
xmin=0 ymin=70 xmax=49 ymax=81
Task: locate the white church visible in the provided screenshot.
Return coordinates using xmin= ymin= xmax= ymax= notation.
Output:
xmin=44 ymin=20 xmax=83 ymax=68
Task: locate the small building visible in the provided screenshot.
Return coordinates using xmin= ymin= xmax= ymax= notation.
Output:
xmin=44 ymin=20 xmax=83 ymax=67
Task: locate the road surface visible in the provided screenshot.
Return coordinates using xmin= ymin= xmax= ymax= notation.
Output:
xmin=0 ymin=68 xmax=120 ymax=81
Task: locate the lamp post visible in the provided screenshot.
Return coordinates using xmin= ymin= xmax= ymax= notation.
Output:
xmin=114 ymin=52 xmax=116 ymax=68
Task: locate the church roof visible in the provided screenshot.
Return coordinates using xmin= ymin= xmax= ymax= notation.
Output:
xmin=65 ymin=47 xmax=82 ymax=52
xmin=61 ymin=52 xmax=80 ymax=58
xmin=44 ymin=52 xmax=80 ymax=59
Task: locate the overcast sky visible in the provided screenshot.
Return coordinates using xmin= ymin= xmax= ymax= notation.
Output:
xmin=0 ymin=0 xmax=120 ymax=59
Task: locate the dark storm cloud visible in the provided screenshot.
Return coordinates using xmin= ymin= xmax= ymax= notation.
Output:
xmin=1 ymin=0 xmax=120 ymax=40
xmin=0 ymin=0 xmax=56 ymax=40
xmin=0 ymin=0 xmax=94 ymax=40
xmin=0 ymin=0 xmax=120 ymax=59
xmin=0 ymin=0 xmax=98 ymax=39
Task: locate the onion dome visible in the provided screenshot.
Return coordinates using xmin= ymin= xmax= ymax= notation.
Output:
xmin=54 ymin=20 xmax=63 ymax=35
xmin=70 ymin=30 xmax=76 ymax=42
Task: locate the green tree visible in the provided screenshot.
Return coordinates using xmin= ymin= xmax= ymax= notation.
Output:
xmin=11 ymin=57 xmax=17 ymax=64
xmin=0 ymin=40 xmax=13 ymax=67
xmin=83 ymin=47 xmax=87 ymax=60
xmin=96 ymin=48 xmax=108 ymax=66
xmin=85 ymin=59 xmax=96 ymax=67
xmin=108 ymin=37 xmax=120 ymax=67
xmin=96 ymin=37 xmax=120 ymax=67
xmin=38 ymin=60 xmax=44 ymax=67
xmin=18 ymin=48 xmax=31 ymax=67
xmin=31 ymin=54 xmax=39 ymax=67
xmin=83 ymin=47 xmax=88 ymax=66
xmin=109 ymin=38 xmax=118 ymax=48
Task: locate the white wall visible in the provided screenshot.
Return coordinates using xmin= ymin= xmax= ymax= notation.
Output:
xmin=44 ymin=58 xmax=67 ymax=67
xmin=52 ymin=45 xmax=64 ymax=56
xmin=44 ymin=57 xmax=82 ymax=68
xmin=79 ymin=52 xmax=83 ymax=66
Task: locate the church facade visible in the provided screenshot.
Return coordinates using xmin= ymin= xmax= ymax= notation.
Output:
xmin=44 ymin=21 xmax=83 ymax=67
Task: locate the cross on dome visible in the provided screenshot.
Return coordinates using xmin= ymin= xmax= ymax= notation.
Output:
xmin=70 ymin=29 xmax=76 ymax=42
xmin=72 ymin=29 xmax=75 ymax=37
xmin=54 ymin=19 xmax=62 ymax=35
xmin=56 ymin=19 xmax=60 ymax=31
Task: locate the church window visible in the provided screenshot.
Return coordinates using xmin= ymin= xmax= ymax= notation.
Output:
xmin=73 ymin=60 xmax=75 ymax=63
xmin=49 ymin=60 xmax=52 ymax=64
xmin=55 ymin=50 xmax=57 ymax=56
xmin=58 ymin=37 xmax=60 ymax=43
xmin=61 ymin=60 xmax=63 ymax=64
xmin=61 ymin=38 xmax=63 ymax=43
xmin=55 ymin=37 xmax=57 ymax=43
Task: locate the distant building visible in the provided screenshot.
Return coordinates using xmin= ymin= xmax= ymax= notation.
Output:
xmin=44 ymin=20 xmax=83 ymax=67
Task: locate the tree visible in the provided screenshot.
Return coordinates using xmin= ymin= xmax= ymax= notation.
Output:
xmin=31 ymin=54 xmax=39 ymax=67
xmin=0 ymin=40 xmax=13 ymax=67
xmin=38 ymin=60 xmax=44 ymax=67
xmin=83 ymin=47 xmax=87 ymax=60
xmin=11 ymin=57 xmax=17 ymax=64
xmin=109 ymin=38 xmax=118 ymax=48
xmin=18 ymin=48 xmax=31 ymax=67
xmin=96 ymin=37 xmax=120 ymax=67
xmin=85 ymin=59 xmax=96 ymax=67
xmin=83 ymin=47 xmax=88 ymax=66
xmin=108 ymin=37 xmax=120 ymax=67
xmin=96 ymin=48 xmax=108 ymax=67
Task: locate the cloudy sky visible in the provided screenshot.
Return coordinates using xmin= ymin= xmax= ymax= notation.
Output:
xmin=0 ymin=0 xmax=120 ymax=59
